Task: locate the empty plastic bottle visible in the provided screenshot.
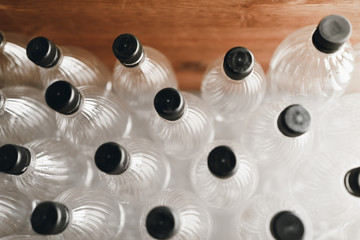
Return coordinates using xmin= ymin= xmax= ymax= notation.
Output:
xmin=0 ymin=138 xmax=87 ymax=200
xmin=244 ymin=102 xmax=314 ymax=166
xmin=318 ymin=93 xmax=360 ymax=154
xmin=26 ymin=36 xmax=111 ymax=89
xmin=0 ymin=182 xmax=32 ymax=237
xmin=268 ymin=15 xmax=354 ymax=102
xmin=201 ymin=46 xmax=266 ymax=122
xmin=0 ymin=32 xmax=41 ymax=89
xmin=140 ymin=189 xmax=212 ymax=240
xmin=149 ymin=88 xmax=214 ymax=159
xmin=0 ymin=86 xmax=56 ymax=146
xmin=30 ymin=187 xmax=124 ymax=240
xmin=292 ymin=152 xmax=360 ymax=223
xmin=45 ymin=80 xmax=131 ymax=152
xmin=94 ymin=137 xmax=170 ymax=202
xmin=112 ymin=33 xmax=177 ymax=113
xmin=190 ymin=140 xmax=258 ymax=209
xmin=237 ymin=194 xmax=313 ymax=240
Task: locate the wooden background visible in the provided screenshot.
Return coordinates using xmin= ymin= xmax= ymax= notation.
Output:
xmin=0 ymin=0 xmax=359 ymax=90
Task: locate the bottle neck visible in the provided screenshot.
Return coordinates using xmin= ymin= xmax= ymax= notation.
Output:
xmin=122 ymin=49 xmax=145 ymax=68
xmin=0 ymin=90 xmax=6 ymax=116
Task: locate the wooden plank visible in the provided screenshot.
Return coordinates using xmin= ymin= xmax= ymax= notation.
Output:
xmin=0 ymin=0 xmax=359 ymax=89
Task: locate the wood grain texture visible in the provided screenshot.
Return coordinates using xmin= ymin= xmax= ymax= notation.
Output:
xmin=0 ymin=0 xmax=359 ymax=89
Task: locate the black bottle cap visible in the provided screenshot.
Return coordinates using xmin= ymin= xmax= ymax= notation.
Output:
xmin=31 ymin=201 xmax=69 ymax=235
xmin=112 ymin=33 xmax=143 ymax=67
xmin=0 ymin=144 xmax=31 ymax=175
xmin=0 ymin=32 xmax=3 ymax=45
xmin=26 ymin=37 xmax=61 ymax=68
xmin=94 ymin=142 xmax=130 ymax=175
xmin=223 ymin=47 xmax=254 ymax=80
xmin=154 ymin=88 xmax=185 ymax=121
xmin=277 ymin=104 xmax=311 ymax=137
xmin=344 ymin=167 xmax=360 ymax=197
xmin=146 ymin=206 xmax=178 ymax=239
xmin=45 ymin=80 xmax=82 ymax=115
xmin=270 ymin=211 xmax=305 ymax=240
xmin=312 ymin=15 xmax=352 ymax=54
xmin=207 ymin=145 xmax=237 ymax=178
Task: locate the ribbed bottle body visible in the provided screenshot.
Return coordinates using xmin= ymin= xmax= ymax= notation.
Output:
xmin=0 ymin=32 xmax=41 ymax=89
xmin=149 ymin=92 xmax=214 ymax=159
xmin=0 ymin=87 xmax=57 ymax=146
xmin=40 ymin=46 xmax=111 ymax=89
xmin=238 ymin=194 xmax=313 ymax=240
xmin=1 ymin=236 xmax=47 ymax=240
xmin=318 ymin=94 xmax=360 ymax=154
xmin=268 ymin=25 xmax=354 ymax=102
xmin=47 ymin=187 xmax=124 ymax=240
xmin=140 ymin=189 xmax=212 ymax=240
xmin=347 ymin=43 xmax=360 ymax=93
xmin=244 ymin=101 xmax=314 ymax=166
xmin=0 ymin=183 xmax=32 ymax=237
xmin=55 ymin=86 xmax=131 ymax=151
xmin=201 ymin=57 xmax=266 ymax=121
xmin=97 ymin=137 xmax=170 ymax=202
xmin=113 ymin=46 xmax=177 ymax=112
xmin=190 ymin=140 xmax=258 ymax=209
xmin=344 ymin=219 xmax=360 ymax=240
xmin=10 ymin=138 xmax=87 ymax=200
xmin=291 ymin=153 xmax=360 ymax=222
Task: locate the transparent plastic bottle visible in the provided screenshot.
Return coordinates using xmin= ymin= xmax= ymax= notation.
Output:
xmin=201 ymin=46 xmax=266 ymax=122
xmin=0 ymin=32 xmax=41 ymax=89
xmin=0 ymin=182 xmax=32 ymax=237
xmin=112 ymin=33 xmax=177 ymax=113
xmin=94 ymin=137 xmax=170 ymax=202
xmin=45 ymin=80 xmax=131 ymax=152
xmin=30 ymin=187 xmax=124 ymax=240
xmin=149 ymin=88 xmax=214 ymax=159
xmin=26 ymin=36 xmax=111 ymax=89
xmin=291 ymin=152 xmax=360 ymax=223
xmin=268 ymin=15 xmax=354 ymax=102
xmin=190 ymin=140 xmax=258 ymax=209
xmin=244 ymin=102 xmax=314 ymax=166
xmin=237 ymin=194 xmax=313 ymax=240
xmin=0 ymin=86 xmax=57 ymax=146
xmin=140 ymin=189 xmax=212 ymax=240
xmin=0 ymin=138 xmax=87 ymax=200
xmin=318 ymin=93 xmax=360 ymax=154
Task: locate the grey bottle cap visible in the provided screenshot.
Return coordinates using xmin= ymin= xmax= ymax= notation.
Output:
xmin=277 ymin=104 xmax=311 ymax=137
xmin=312 ymin=15 xmax=352 ymax=53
